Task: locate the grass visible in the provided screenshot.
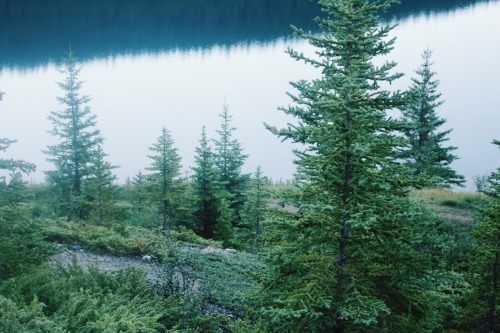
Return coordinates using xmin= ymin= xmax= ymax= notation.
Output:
xmin=410 ymin=187 xmax=487 ymax=227
xmin=410 ymin=187 xmax=487 ymax=209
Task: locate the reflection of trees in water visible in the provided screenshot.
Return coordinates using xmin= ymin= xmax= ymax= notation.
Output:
xmin=386 ymin=0 xmax=492 ymax=19
xmin=0 ymin=0 xmax=492 ymax=69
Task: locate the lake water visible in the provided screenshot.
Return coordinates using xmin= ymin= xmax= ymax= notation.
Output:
xmin=1 ymin=0 xmax=499 ymax=190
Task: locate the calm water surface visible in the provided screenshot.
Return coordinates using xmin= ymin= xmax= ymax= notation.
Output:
xmin=1 ymin=1 xmax=499 ymax=190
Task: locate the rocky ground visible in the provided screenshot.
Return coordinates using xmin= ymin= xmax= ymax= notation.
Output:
xmin=50 ymin=245 xmax=238 ymax=283
xmin=51 ymin=247 xmax=161 ymax=281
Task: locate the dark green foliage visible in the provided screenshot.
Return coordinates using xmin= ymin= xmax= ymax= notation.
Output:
xmin=157 ymin=247 xmax=265 ymax=313
xmin=0 ymin=294 xmax=62 ymax=332
xmin=239 ymin=166 xmax=271 ymax=251
xmin=258 ymin=0 xmax=449 ymax=330
xmin=41 ymin=219 xmax=167 ymax=258
xmin=0 ymin=174 xmax=56 ymax=280
xmin=0 ymin=219 xmax=56 ymax=281
xmin=463 ymin=140 xmax=500 ymax=331
xmin=85 ymin=145 xmax=120 ymax=225
xmin=213 ymin=105 xmax=250 ymax=228
xmin=146 ymin=127 xmax=183 ymax=235
xmin=0 ymin=262 xmax=164 ymax=332
xmin=400 ymin=49 xmax=465 ymax=187
xmin=126 ymin=171 xmax=158 ymax=229
xmin=191 ymin=126 xmax=220 ymax=238
xmin=44 ymin=51 xmax=103 ymax=220
xmin=213 ymin=194 xmax=235 ymax=248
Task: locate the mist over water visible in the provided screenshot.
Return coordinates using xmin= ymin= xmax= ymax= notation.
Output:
xmin=1 ymin=0 xmax=499 ymax=190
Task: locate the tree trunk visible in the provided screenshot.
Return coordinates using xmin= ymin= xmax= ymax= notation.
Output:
xmin=163 ymin=200 xmax=168 ymax=236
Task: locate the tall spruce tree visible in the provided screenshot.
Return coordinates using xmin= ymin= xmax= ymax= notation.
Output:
xmin=213 ymin=104 xmax=249 ymax=225
xmin=146 ymin=127 xmax=182 ymax=235
xmin=191 ymin=126 xmax=220 ymax=238
xmin=464 ymin=140 xmax=500 ymax=332
xmin=400 ymin=49 xmax=464 ymax=187
xmin=85 ymin=145 xmax=119 ymax=225
xmin=256 ymin=1 xmax=446 ymax=331
xmin=44 ymin=51 xmax=103 ymax=220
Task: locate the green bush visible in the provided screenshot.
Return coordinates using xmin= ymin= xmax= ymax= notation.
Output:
xmin=41 ymin=219 xmax=171 ymax=260
xmin=0 ymin=295 xmax=62 ymax=333
xmin=0 ymin=219 xmax=57 ymax=280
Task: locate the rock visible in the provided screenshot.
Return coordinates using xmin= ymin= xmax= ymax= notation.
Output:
xmin=201 ymin=246 xmax=215 ymax=254
xmin=224 ymin=249 xmax=237 ymax=254
xmin=72 ymin=245 xmax=81 ymax=251
xmin=142 ymin=255 xmax=152 ymax=262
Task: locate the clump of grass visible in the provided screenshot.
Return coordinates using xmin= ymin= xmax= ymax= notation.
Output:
xmin=410 ymin=187 xmax=487 ymax=209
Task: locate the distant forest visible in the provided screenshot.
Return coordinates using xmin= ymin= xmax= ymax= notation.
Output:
xmin=0 ymin=0 xmax=493 ymax=69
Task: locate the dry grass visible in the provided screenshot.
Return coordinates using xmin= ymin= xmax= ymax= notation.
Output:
xmin=410 ymin=187 xmax=486 ymax=208
xmin=410 ymin=187 xmax=487 ymax=227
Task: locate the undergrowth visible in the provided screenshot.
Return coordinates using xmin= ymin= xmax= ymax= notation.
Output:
xmin=40 ymin=218 xmax=222 ymax=260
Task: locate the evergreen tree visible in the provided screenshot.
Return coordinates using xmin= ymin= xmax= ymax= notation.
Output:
xmin=191 ymin=126 xmax=220 ymax=238
xmin=256 ymin=1 xmax=446 ymax=331
xmin=85 ymin=145 xmax=119 ymax=225
xmin=44 ymin=51 xmax=103 ymax=220
xmin=400 ymin=49 xmax=464 ymax=187
xmin=146 ymin=127 xmax=182 ymax=235
xmin=240 ymin=166 xmax=270 ymax=251
xmin=128 ymin=171 xmax=156 ymax=229
xmin=465 ymin=140 xmax=500 ymax=332
xmin=213 ymin=104 xmax=249 ymax=225
xmin=214 ymin=193 xmax=235 ymax=248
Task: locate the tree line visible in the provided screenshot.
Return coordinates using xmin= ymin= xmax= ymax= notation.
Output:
xmin=2 ymin=0 xmax=500 ymax=331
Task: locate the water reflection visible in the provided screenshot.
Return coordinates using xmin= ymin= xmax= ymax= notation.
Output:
xmin=1 ymin=1 xmax=499 ymax=189
xmin=0 ymin=0 xmax=495 ymax=70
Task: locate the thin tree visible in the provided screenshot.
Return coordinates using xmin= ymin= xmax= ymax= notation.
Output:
xmin=44 ymin=51 xmax=102 ymax=220
xmin=257 ymin=0 xmax=445 ymax=331
xmin=213 ymin=104 xmax=249 ymax=224
xmin=241 ymin=166 xmax=270 ymax=251
xmin=400 ymin=49 xmax=464 ymax=187
xmin=85 ymin=145 xmax=118 ymax=225
xmin=146 ymin=127 xmax=182 ymax=235
xmin=191 ymin=126 xmax=220 ymax=238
